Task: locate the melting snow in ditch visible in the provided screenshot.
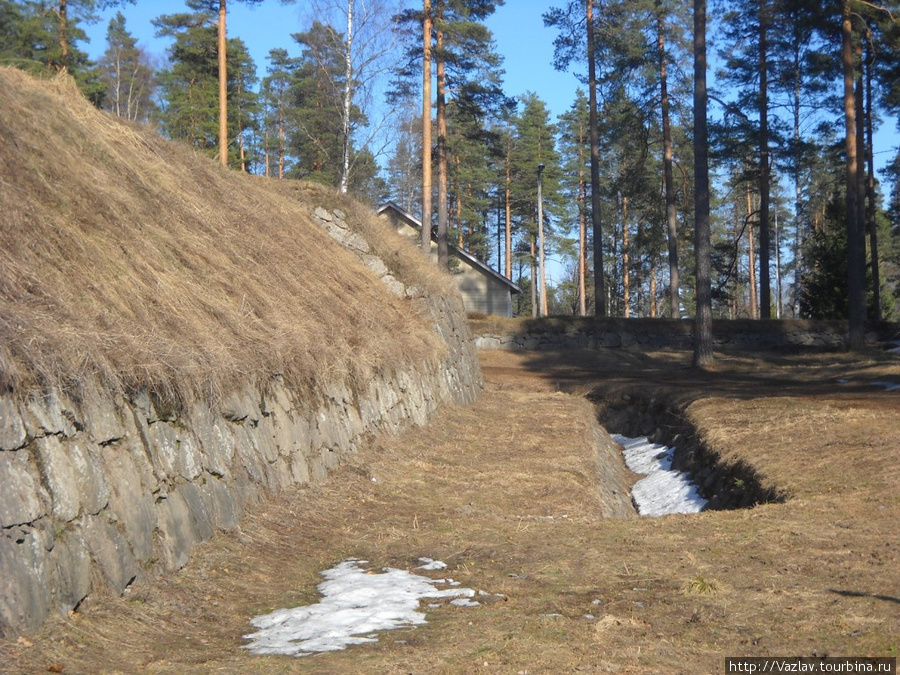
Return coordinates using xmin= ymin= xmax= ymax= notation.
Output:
xmin=611 ymin=434 xmax=708 ymax=516
xmin=243 ymin=558 xmax=479 ymax=657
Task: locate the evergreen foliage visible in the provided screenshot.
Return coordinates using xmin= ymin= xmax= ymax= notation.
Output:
xmin=5 ymin=0 xmax=900 ymax=321
xmin=154 ymin=1 xmax=258 ymax=167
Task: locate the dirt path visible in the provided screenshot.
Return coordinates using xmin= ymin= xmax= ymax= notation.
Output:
xmin=2 ymin=348 xmax=898 ymax=674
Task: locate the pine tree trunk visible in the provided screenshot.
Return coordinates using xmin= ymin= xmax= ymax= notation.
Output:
xmin=421 ymin=0 xmax=433 ymax=251
xmin=623 ymin=196 xmax=630 ymax=318
xmin=538 ymin=166 xmax=547 ymax=317
xmin=578 ymin=176 xmax=587 ymax=316
xmin=693 ymin=0 xmax=714 ymax=367
xmin=758 ymin=0 xmax=771 ymax=318
xmin=57 ymin=1 xmax=69 ymax=69
xmin=855 ymin=62 xmax=868 ymax=317
xmin=842 ymin=0 xmax=865 ymax=350
xmin=531 ymin=238 xmax=538 ymax=318
xmin=505 ymin=138 xmax=512 ymax=280
xmin=657 ymin=7 xmax=680 ymax=319
xmin=218 ymin=0 xmax=228 ymax=167
xmin=747 ymin=185 xmax=758 ymax=319
xmin=278 ymin=101 xmax=285 ymax=179
xmin=435 ymin=20 xmax=449 ymax=269
xmin=792 ymin=43 xmax=803 ymax=317
xmin=865 ymin=33 xmax=881 ymax=321
xmin=587 ymin=0 xmax=606 ymax=316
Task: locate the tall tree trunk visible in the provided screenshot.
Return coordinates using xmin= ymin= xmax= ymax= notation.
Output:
xmin=578 ymin=173 xmax=587 ymax=316
xmin=218 ymin=0 xmax=228 ymax=167
xmin=538 ymin=165 xmax=548 ymax=316
xmin=758 ymin=0 xmax=771 ymax=318
xmin=57 ymin=0 xmax=69 ymax=69
xmin=693 ymin=0 xmax=714 ymax=367
xmin=531 ymin=238 xmax=538 ymax=317
xmin=340 ymin=0 xmax=354 ymax=194
xmin=435 ymin=20 xmax=449 ymax=269
xmin=792 ymin=41 xmax=803 ymax=317
xmin=113 ymin=51 xmax=123 ymax=117
xmin=854 ymin=43 xmax=868 ymax=319
xmin=657 ymin=6 xmax=680 ymax=319
xmin=747 ymin=185 xmax=758 ymax=319
xmin=864 ymin=31 xmax=881 ymax=321
xmin=278 ymin=99 xmax=285 ymax=179
xmin=421 ymin=0 xmax=433 ymax=251
xmin=505 ymin=139 xmax=512 ymax=279
xmin=775 ymin=199 xmax=782 ymax=317
xmin=587 ymin=0 xmax=606 ymax=316
xmin=842 ymin=0 xmax=865 ymax=350
xmin=623 ymin=196 xmax=630 ymax=318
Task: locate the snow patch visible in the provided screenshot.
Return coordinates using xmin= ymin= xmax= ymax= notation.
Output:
xmin=244 ymin=559 xmax=474 ymax=657
xmin=612 ymin=434 xmax=708 ymax=516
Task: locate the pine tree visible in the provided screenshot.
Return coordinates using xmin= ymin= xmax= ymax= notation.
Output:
xmin=557 ymin=90 xmax=591 ymax=315
xmin=260 ymin=48 xmax=296 ymax=178
xmin=154 ymin=3 xmax=258 ymax=167
xmin=0 ymin=0 xmax=117 ymax=104
xmin=97 ymin=12 xmax=155 ymax=122
xmin=510 ymin=93 xmax=563 ymax=317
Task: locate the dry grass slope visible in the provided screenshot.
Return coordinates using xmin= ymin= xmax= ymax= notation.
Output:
xmin=0 ymin=68 xmax=450 ymax=405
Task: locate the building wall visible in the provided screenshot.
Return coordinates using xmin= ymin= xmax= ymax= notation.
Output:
xmin=454 ymin=265 xmax=512 ymax=317
xmin=379 ymin=209 xmax=514 ymax=317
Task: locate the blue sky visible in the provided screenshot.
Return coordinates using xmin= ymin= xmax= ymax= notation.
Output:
xmin=82 ymin=0 xmax=583 ymax=122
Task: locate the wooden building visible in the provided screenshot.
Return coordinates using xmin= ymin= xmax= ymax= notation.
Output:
xmin=377 ymin=202 xmax=522 ymax=317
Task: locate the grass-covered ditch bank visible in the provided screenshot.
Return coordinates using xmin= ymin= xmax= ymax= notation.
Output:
xmin=594 ymin=389 xmax=787 ymax=511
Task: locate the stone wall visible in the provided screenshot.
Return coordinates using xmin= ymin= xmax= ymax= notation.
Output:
xmin=470 ymin=317 xmax=855 ymax=352
xmin=0 ymin=209 xmax=482 ymax=637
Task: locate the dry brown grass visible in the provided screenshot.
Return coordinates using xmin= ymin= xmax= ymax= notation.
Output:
xmin=2 ymin=347 xmax=897 ymax=673
xmin=0 ymin=67 xmax=449 ymax=404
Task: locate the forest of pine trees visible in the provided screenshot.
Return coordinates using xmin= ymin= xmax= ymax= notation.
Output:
xmin=2 ymin=0 xmax=900 ymax=329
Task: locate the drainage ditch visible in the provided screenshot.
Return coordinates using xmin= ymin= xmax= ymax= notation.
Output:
xmin=592 ymin=389 xmax=786 ymax=511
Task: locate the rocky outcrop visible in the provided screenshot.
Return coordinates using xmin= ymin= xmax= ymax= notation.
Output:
xmin=0 ymin=210 xmax=482 ymax=637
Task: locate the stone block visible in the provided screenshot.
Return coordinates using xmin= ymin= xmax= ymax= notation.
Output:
xmin=0 ymin=396 xmax=27 ymax=451
xmin=100 ymin=443 xmax=156 ymax=563
xmin=188 ymin=403 xmax=234 ymax=480
xmin=18 ymin=392 xmax=77 ymax=440
xmin=155 ymin=490 xmax=198 ymax=572
xmin=260 ymin=378 xmax=294 ymax=417
xmin=0 ymin=528 xmax=51 ymax=636
xmin=81 ymin=514 xmax=137 ymax=595
xmin=79 ymin=388 xmax=126 ymax=446
xmin=146 ymin=421 xmax=203 ymax=482
xmin=175 ymin=482 xmax=215 ymax=544
xmin=252 ymin=416 xmax=281 ymax=464
xmin=231 ymin=425 xmax=269 ymax=488
xmin=220 ymin=389 xmax=261 ymax=424
xmin=34 ymin=436 xmax=109 ymax=522
xmin=198 ymin=475 xmax=238 ymax=531
xmin=0 ymin=449 xmax=48 ymax=528
xmin=46 ymin=527 xmax=92 ymax=614
xmin=289 ymin=451 xmax=310 ymax=484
